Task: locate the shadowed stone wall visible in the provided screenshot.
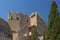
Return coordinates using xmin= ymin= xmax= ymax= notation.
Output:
xmin=0 ymin=18 xmax=12 ymax=40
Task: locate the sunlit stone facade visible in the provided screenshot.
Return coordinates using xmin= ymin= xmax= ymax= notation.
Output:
xmin=0 ymin=11 xmax=46 ymax=40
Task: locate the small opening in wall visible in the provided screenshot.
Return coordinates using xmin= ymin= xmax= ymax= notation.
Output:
xmin=17 ymin=17 xmax=19 ymax=20
xmin=11 ymin=16 xmax=13 ymax=20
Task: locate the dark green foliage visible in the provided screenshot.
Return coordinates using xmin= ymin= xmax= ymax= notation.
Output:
xmin=31 ymin=28 xmax=39 ymax=40
xmin=50 ymin=12 xmax=59 ymax=40
xmin=44 ymin=1 xmax=60 ymax=40
xmin=56 ymin=18 xmax=60 ymax=40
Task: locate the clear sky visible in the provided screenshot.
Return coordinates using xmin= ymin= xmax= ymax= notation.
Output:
xmin=0 ymin=0 xmax=60 ymax=24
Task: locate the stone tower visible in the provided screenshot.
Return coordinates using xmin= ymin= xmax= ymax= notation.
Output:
xmin=8 ymin=11 xmax=25 ymax=32
xmin=29 ymin=12 xmax=46 ymax=37
xmin=8 ymin=11 xmax=23 ymax=40
xmin=8 ymin=11 xmax=30 ymax=40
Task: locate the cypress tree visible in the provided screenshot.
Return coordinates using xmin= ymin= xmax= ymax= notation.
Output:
xmin=50 ymin=12 xmax=59 ymax=40
xmin=44 ymin=1 xmax=59 ymax=40
xmin=56 ymin=17 xmax=60 ymax=40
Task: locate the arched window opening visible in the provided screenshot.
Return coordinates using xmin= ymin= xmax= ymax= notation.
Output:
xmin=17 ymin=17 xmax=19 ymax=20
xmin=11 ymin=16 xmax=13 ymax=20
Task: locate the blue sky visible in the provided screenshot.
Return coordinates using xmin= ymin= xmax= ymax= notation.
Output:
xmin=0 ymin=0 xmax=60 ymax=24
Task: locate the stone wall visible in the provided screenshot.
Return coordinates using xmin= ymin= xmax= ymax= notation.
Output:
xmin=8 ymin=11 xmax=30 ymax=40
xmin=37 ymin=14 xmax=46 ymax=36
xmin=0 ymin=18 xmax=9 ymax=27
xmin=8 ymin=11 xmax=30 ymax=32
xmin=30 ymin=12 xmax=37 ymax=26
xmin=8 ymin=11 xmax=21 ymax=32
xmin=18 ymin=26 xmax=29 ymax=40
xmin=0 ymin=11 xmax=46 ymax=40
xmin=12 ymin=33 xmax=19 ymax=40
xmin=0 ymin=18 xmax=12 ymax=40
xmin=30 ymin=12 xmax=46 ymax=36
xmin=0 ymin=36 xmax=12 ymax=40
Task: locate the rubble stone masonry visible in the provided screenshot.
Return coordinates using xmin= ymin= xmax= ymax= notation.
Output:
xmin=0 ymin=11 xmax=46 ymax=40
